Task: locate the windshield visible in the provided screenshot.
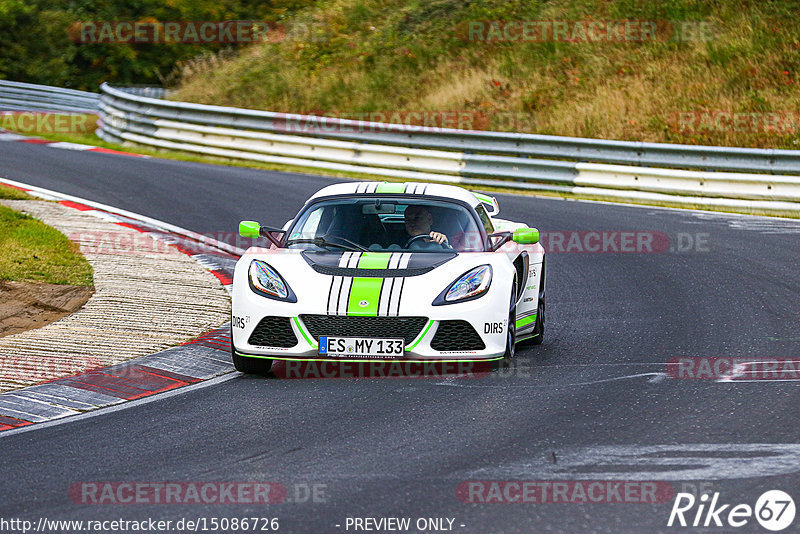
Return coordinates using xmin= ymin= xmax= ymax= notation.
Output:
xmin=285 ymin=197 xmax=485 ymax=253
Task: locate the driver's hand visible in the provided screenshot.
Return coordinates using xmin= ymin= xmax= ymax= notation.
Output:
xmin=429 ymin=231 xmax=448 ymax=245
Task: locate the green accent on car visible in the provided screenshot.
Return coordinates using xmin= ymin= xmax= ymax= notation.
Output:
xmin=357 ymin=252 xmax=392 ymax=269
xmin=472 ymin=192 xmax=493 ymax=203
xmin=235 ymin=351 xmax=503 ymax=364
xmin=405 ymin=319 xmax=434 ymax=351
xmin=515 ymin=333 xmax=540 ymax=344
xmin=293 ymin=316 xmax=317 ymax=348
xmin=513 ymin=227 xmax=539 ymax=244
xmin=347 ymin=277 xmax=383 ymax=316
xmin=239 ymin=220 xmax=261 ymax=238
xmin=375 ymin=182 xmax=405 ymax=193
xmin=516 ymin=314 xmax=537 ymax=329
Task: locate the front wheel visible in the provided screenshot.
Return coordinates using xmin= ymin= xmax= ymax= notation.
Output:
xmin=232 ymin=352 xmax=273 ymax=375
xmin=231 ymin=327 xmax=273 ymax=375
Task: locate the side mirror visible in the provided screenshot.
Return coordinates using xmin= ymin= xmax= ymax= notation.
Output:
xmin=512 ymin=227 xmax=539 ymax=245
xmin=239 ymin=220 xmax=261 ymax=239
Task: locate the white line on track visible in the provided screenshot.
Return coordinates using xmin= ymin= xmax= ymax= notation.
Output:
xmin=436 ymin=372 xmax=667 ymax=388
xmin=0 ymin=176 xmax=245 ymax=256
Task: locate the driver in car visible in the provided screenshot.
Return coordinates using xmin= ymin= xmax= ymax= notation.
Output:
xmin=404 ymin=205 xmax=449 ymax=249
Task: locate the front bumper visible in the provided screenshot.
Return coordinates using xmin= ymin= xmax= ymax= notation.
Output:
xmin=231 ymin=254 xmax=515 ymax=361
xmin=232 ymin=316 xmax=505 ymax=362
xmin=232 ymin=280 xmax=511 ymax=363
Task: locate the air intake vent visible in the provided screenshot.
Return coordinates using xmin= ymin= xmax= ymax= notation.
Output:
xmin=248 ymin=317 xmax=298 ymax=348
xmin=430 ymin=320 xmax=485 ymax=351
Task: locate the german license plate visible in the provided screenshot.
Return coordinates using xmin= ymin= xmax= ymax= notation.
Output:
xmin=319 ymin=337 xmax=404 ymax=358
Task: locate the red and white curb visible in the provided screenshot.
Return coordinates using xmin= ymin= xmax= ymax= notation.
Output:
xmin=0 ymin=128 xmax=149 ymax=158
xmin=0 ymin=178 xmax=244 ymax=432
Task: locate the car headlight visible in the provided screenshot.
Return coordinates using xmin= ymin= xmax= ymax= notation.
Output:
xmin=434 ymin=265 xmax=492 ymax=305
xmin=248 ymin=260 xmax=295 ymax=302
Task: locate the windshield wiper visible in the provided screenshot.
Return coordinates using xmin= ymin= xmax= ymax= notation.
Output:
xmin=285 ymin=235 xmax=368 ymax=252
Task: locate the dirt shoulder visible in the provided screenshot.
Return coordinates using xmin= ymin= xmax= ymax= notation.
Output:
xmin=0 ymin=185 xmax=95 ymax=337
xmin=0 ymin=281 xmax=93 ymax=338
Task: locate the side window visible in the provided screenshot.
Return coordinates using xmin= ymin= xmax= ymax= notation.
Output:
xmin=476 ymin=204 xmax=495 ymax=234
xmin=306 ymin=207 xmax=323 ymax=236
xmin=290 ymin=206 xmax=323 ymax=239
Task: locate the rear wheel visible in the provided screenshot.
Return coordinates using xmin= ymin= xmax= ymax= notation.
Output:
xmin=531 ymin=258 xmax=546 ymax=345
xmin=503 ymin=284 xmax=517 ymax=359
xmin=231 ymin=327 xmax=273 ymax=375
xmin=531 ymin=295 xmax=545 ymax=345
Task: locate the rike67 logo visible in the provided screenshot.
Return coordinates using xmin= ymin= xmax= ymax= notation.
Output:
xmin=668 ymin=490 xmax=795 ymax=531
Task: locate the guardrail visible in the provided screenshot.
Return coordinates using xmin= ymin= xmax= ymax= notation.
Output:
xmin=0 ymin=80 xmax=100 ymax=113
xmin=97 ymin=83 xmax=800 ymax=214
xmin=4 ymin=78 xmax=795 ymax=213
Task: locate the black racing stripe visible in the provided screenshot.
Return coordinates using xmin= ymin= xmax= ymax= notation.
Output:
xmin=393 ymin=278 xmax=405 ymax=315
xmin=338 ymin=278 xmax=353 ymax=314
xmin=375 ymin=278 xmax=388 ymax=317
xmin=385 ymin=277 xmax=396 ymax=316
xmin=327 ymin=276 xmax=337 ymax=314
xmin=348 ymin=252 xmax=361 ymax=268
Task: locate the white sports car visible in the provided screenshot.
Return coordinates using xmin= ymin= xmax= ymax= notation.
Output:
xmin=230 ymin=181 xmax=545 ymax=374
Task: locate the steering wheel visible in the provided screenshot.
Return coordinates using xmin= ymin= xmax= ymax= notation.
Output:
xmin=405 ymin=234 xmax=452 ymax=249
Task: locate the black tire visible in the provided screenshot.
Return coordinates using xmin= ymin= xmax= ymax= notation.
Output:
xmin=504 ymin=283 xmax=517 ymax=358
xmin=232 ymin=352 xmax=273 ymax=374
xmin=531 ymin=257 xmax=546 ymax=345
xmin=491 ymin=284 xmax=517 ymax=371
xmin=531 ymin=296 xmax=545 ymax=345
xmin=231 ymin=327 xmax=273 ymax=375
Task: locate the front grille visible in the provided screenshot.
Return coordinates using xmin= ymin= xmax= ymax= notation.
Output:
xmin=300 ymin=315 xmax=428 ymax=345
xmin=430 ymin=320 xmax=486 ymax=351
xmin=248 ymin=316 xmax=298 ymax=347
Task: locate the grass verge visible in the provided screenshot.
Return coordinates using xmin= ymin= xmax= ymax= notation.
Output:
xmin=0 ymin=184 xmax=33 ymax=200
xmin=0 ymin=203 xmax=93 ymax=286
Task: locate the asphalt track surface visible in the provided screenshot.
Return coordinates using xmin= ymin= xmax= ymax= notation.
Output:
xmin=1 ymin=141 xmax=800 ymax=533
